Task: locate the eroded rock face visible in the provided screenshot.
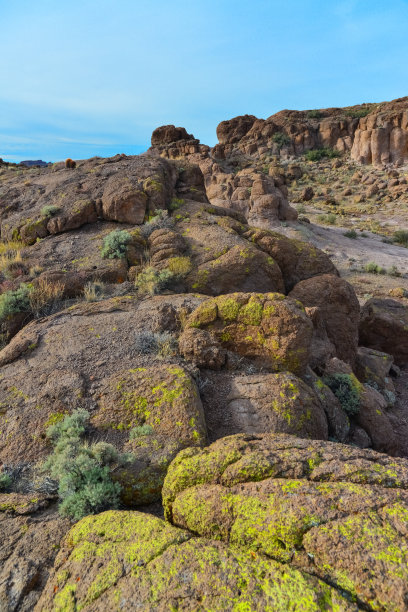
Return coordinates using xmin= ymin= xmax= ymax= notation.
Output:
xmin=0 ymin=495 xmax=69 ymax=612
xmin=359 ymin=298 xmax=408 ymax=367
xmin=289 ymin=274 xmax=360 ymax=366
xmin=163 ymin=433 xmax=408 ymax=612
xmin=36 ymin=510 xmax=357 ymax=611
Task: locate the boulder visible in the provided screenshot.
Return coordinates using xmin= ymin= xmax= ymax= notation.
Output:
xmin=36 ymin=510 xmax=357 ymax=611
xmin=359 ymin=298 xmax=408 ymax=366
xmin=181 ymin=292 xmax=313 ymax=374
xmin=289 ymin=274 xmax=360 ymax=366
xmin=163 ymin=433 xmax=408 ymax=612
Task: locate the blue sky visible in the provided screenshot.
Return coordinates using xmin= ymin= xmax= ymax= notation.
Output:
xmin=1 ymin=0 xmax=408 ymax=162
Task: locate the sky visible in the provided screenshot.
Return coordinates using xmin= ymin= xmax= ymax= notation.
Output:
xmin=1 ymin=0 xmax=408 ymax=162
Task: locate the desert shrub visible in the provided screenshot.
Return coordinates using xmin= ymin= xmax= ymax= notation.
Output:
xmin=169 ymin=197 xmax=185 ymax=211
xmin=30 ymin=278 xmax=65 ymax=317
xmin=323 ymin=373 xmax=361 ymax=416
xmin=101 ymin=230 xmax=131 ymax=259
xmin=272 ymin=132 xmax=291 ymax=148
xmin=167 ymin=256 xmax=192 ymax=276
xmin=345 ymin=108 xmax=371 ymax=119
xmin=0 ymin=284 xmax=32 ymax=319
xmin=83 ymin=281 xmax=105 ymax=302
xmin=140 ymin=209 xmax=174 ymax=238
xmin=296 ymin=203 xmax=306 ymax=214
xmin=43 ymin=409 xmax=130 ymax=520
xmin=135 ymin=266 xmax=174 ymax=295
xmin=134 ymin=330 xmax=177 ymax=357
xmin=0 ymin=472 xmax=11 ymax=491
xmin=41 ymin=205 xmax=60 ymax=218
xmin=306 ymin=110 xmax=323 ymax=119
xmin=388 ymin=265 xmax=401 ymax=277
xmin=305 ymin=148 xmax=341 ymax=161
xmin=364 ymin=262 xmax=385 ymax=274
xmin=392 ymin=230 xmax=408 ymax=247
xmin=129 ymin=424 xmax=154 ymax=439
xmin=344 ymin=229 xmax=357 ymax=239
xmin=317 ymin=213 xmax=337 ymax=225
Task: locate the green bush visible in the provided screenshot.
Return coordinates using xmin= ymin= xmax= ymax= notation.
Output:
xmin=43 ymin=409 xmax=130 ymax=520
xmin=272 ymin=132 xmax=291 ymax=148
xmin=306 ymin=110 xmax=323 ymax=119
xmin=344 ymin=229 xmax=357 ymax=239
xmin=129 ymin=424 xmax=154 ymax=438
xmin=305 ymin=148 xmax=341 ymax=161
xmin=135 ymin=266 xmax=174 ymax=295
xmin=364 ymin=262 xmax=385 ymax=274
xmin=0 ymin=284 xmax=32 ymax=320
xmin=0 ymin=472 xmax=11 ymax=491
xmin=345 ymin=108 xmax=371 ymax=119
xmin=388 ymin=265 xmax=401 ymax=277
xmin=317 ymin=213 xmax=337 ymax=225
xmin=323 ymin=373 xmax=361 ymax=416
xmin=41 ymin=205 xmax=61 ymax=218
xmin=169 ymin=198 xmax=185 ymax=211
xmin=392 ymin=230 xmax=408 ymax=247
xmin=101 ymin=230 xmax=132 ymax=259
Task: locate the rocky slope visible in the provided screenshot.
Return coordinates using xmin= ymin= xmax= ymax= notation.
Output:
xmin=0 ymin=103 xmax=407 ymax=610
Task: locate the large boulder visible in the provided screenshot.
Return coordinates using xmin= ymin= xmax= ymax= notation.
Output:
xmin=36 ymin=510 xmax=357 ymax=611
xmin=163 ymin=433 xmax=408 ymax=612
xmin=359 ymin=298 xmax=408 ymax=366
xmin=180 ymin=292 xmax=313 ymax=374
xmin=289 ymin=274 xmax=360 ymax=367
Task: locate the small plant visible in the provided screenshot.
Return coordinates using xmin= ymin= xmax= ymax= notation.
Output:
xmin=129 ymin=424 xmax=154 ymax=438
xmin=344 ymin=229 xmax=357 ymax=239
xmin=41 ymin=205 xmax=60 ymax=218
xmin=392 ymin=230 xmax=408 ymax=247
xmin=101 ymin=230 xmax=132 ymax=259
xmin=296 ymin=203 xmax=306 ymax=214
xmin=306 ymin=110 xmax=323 ymax=119
xmin=83 ymin=281 xmax=105 ymax=302
xmin=30 ymin=278 xmax=64 ymax=317
xmin=0 ymin=284 xmax=32 ymax=320
xmin=134 ymin=330 xmax=177 ymax=357
xmin=167 ymin=256 xmax=192 ymax=277
xmin=345 ymin=108 xmax=371 ymax=119
xmin=135 ymin=266 xmax=174 ymax=295
xmin=169 ymin=197 xmax=185 ymax=211
xmin=272 ymin=132 xmax=291 ymax=148
xmin=140 ymin=209 xmax=174 ymax=239
xmin=305 ymin=148 xmax=341 ymax=161
xmin=317 ymin=213 xmax=337 ymax=225
xmin=43 ymin=409 xmax=130 ymax=520
xmin=0 ymin=472 xmax=11 ymax=491
xmin=323 ymin=373 xmax=361 ymax=416
xmin=364 ymin=262 xmax=385 ymax=274
xmin=388 ymin=265 xmax=401 ymax=277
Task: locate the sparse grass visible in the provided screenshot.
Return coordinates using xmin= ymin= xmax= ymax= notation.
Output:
xmin=296 ymin=203 xmax=306 ymax=214
xmin=392 ymin=230 xmax=408 ymax=247
xmin=135 ymin=266 xmax=174 ymax=295
xmin=387 ymin=265 xmax=401 ymax=277
xmin=30 ymin=278 xmax=65 ymax=317
xmin=101 ymin=230 xmax=131 ymax=259
xmin=317 ymin=213 xmax=337 ymax=225
xmin=134 ymin=330 xmax=177 ymax=357
xmin=344 ymin=229 xmax=358 ymax=239
xmin=169 ymin=197 xmax=185 ymax=211
xmin=345 ymin=108 xmax=371 ymax=119
xmin=364 ymin=262 xmax=386 ymax=275
xmin=305 ymin=148 xmax=341 ymax=161
xmin=83 ymin=281 xmax=105 ymax=302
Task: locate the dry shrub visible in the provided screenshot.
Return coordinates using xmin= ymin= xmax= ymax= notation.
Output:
xmin=30 ymin=278 xmax=65 ymax=317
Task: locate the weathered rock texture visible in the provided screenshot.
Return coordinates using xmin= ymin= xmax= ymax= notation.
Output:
xmin=163 ymin=433 xmax=408 ymax=612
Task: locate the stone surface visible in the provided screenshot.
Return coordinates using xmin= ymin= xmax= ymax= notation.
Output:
xmin=163 ymin=433 xmax=408 ymax=612
xmin=359 ymin=298 xmax=408 ymax=366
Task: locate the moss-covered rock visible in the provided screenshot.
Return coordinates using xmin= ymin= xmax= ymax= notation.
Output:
xmin=163 ymin=433 xmax=408 ymax=611
xmin=181 ymin=292 xmax=313 ymax=374
xmin=93 ymin=364 xmax=206 ymax=505
xmin=36 ymin=510 xmax=356 ymax=611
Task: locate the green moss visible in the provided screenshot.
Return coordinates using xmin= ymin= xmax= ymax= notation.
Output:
xmin=217 ymin=296 xmax=241 ymax=322
xmin=238 ymin=296 xmax=263 ymax=326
